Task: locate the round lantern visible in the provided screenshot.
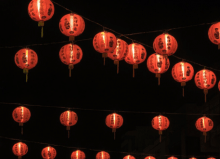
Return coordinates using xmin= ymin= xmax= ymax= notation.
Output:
xmin=96 ymin=151 xmax=110 ymax=159
xmin=93 ymin=31 xmax=117 ymax=65
xmin=105 ymin=113 xmax=123 ymax=140
xmin=107 ymin=39 xmax=128 ymax=74
xmin=15 ymin=48 xmax=38 ymax=82
xmin=59 ymin=43 xmax=83 ymax=77
xmin=147 ymin=53 xmax=170 ymax=85
xmin=153 ymin=33 xmax=178 ymax=56
xmin=28 ymin=0 xmax=55 ymax=37
xmin=71 ymin=150 xmax=85 ymax=159
xmin=123 ymin=155 xmax=135 ymax=159
xmin=168 ymin=157 xmax=178 ymax=159
xmin=207 ymin=157 xmax=216 ymax=159
xmin=194 ymin=69 xmax=216 ymax=102
xmin=12 ymin=142 xmax=28 ymax=159
xmin=218 ymin=80 xmax=220 ymax=91
xmin=208 ymin=22 xmax=220 ymax=49
xmin=195 ymin=116 xmax=213 ymax=143
xmin=59 ymin=13 xmax=85 ymax=41
xmin=60 ymin=110 xmax=78 ymax=138
xmin=41 ymin=146 xmax=57 ymax=159
xmin=152 ymin=115 xmax=169 ymax=142
xmin=12 ymin=106 xmax=31 ymax=134
xmin=124 ymin=43 xmax=147 ymax=77
xmin=172 ymin=61 xmax=194 ymax=96
xmin=145 ymin=156 xmax=156 ymax=159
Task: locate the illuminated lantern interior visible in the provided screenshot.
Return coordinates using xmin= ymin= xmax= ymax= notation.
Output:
xmin=71 ymin=150 xmax=85 ymax=159
xmin=208 ymin=22 xmax=220 ymax=49
xmin=12 ymin=142 xmax=28 ymax=159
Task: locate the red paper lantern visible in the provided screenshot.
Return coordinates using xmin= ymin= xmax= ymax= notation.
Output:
xmin=12 ymin=142 xmax=28 ymax=159
xmin=124 ymin=43 xmax=147 ymax=77
xmin=168 ymin=157 xmax=178 ymax=159
xmin=28 ymin=0 xmax=55 ymax=37
xmin=208 ymin=22 xmax=220 ymax=49
xmin=218 ymin=80 xmax=220 ymax=91
xmin=106 ymin=113 xmax=123 ymax=140
xmin=107 ymin=39 xmax=128 ymax=74
xmin=71 ymin=150 xmax=85 ymax=159
xmin=207 ymin=157 xmax=216 ymax=159
xmin=60 ymin=110 xmax=78 ymax=138
xmin=145 ymin=156 xmax=155 ymax=159
xmin=123 ymin=155 xmax=135 ymax=159
xmin=194 ymin=69 xmax=216 ymax=102
xmin=172 ymin=61 xmax=194 ymax=96
xmin=195 ymin=116 xmax=213 ymax=143
xmin=12 ymin=106 xmax=31 ymax=134
xmin=153 ymin=33 xmax=178 ymax=56
xmin=59 ymin=13 xmax=85 ymax=41
xmin=93 ymin=31 xmax=117 ymax=65
xmin=96 ymin=151 xmax=110 ymax=159
xmin=59 ymin=43 xmax=83 ymax=77
xmin=189 ymin=157 xmax=197 ymax=159
xmin=147 ymin=53 xmax=170 ymax=85
xmin=152 ymin=115 xmax=169 ymax=142
xmin=41 ymin=146 xmax=57 ymax=159
xmin=14 ymin=48 xmax=38 ymax=82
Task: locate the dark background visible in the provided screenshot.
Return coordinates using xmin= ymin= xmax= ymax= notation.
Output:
xmin=1 ymin=0 xmax=220 ymax=159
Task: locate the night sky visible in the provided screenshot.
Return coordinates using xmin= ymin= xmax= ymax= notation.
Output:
xmin=1 ymin=0 xmax=220 ymax=159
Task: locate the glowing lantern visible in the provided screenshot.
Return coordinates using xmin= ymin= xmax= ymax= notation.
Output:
xmin=208 ymin=22 xmax=220 ymax=49
xmin=168 ymin=157 xmax=177 ymax=159
xmin=152 ymin=115 xmax=169 ymax=142
xmin=28 ymin=0 xmax=55 ymax=37
xmin=41 ymin=146 xmax=57 ymax=159
xmin=12 ymin=106 xmax=31 ymax=134
xmin=105 ymin=113 xmax=123 ymax=140
xmin=172 ymin=61 xmax=194 ymax=96
xmin=107 ymin=39 xmax=128 ymax=74
xmin=207 ymin=157 xmax=216 ymax=159
xmin=147 ymin=53 xmax=170 ymax=85
xmin=12 ymin=142 xmax=28 ymax=159
xmin=96 ymin=151 xmax=110 ymax=159
xmin=59 ymin=13 xmax=85 ymax=41
xmin=123 ymin=155 xmax=135 ymax=159
xmin=124 ymin=43 xmax=147 ymax=77
xmin=195 ymin=116 xmax=213 ymax=143
xmin=14 ymin=48 xmax=38 ymax=82
xmin=218 ymin=81 xmax=220 ymax=91
xmin=59 ymin=43 xmax=83 ymax=77
xmin=93 ymin=31 xmax=117 ymax=65
xmin=145 ymin=156 xmax=155 ymax=159
xmin=71 ymin=150 xmax=85 ymax=159
xmin=153 ymin=33 xmax=178 ymax=56
xmin=60 ymin=110 xmax=78 ymax=138
xmin=189 ymin=157 xmax=197 ymax=159
xmin=194 ymin=69 xmax=216 ymax=102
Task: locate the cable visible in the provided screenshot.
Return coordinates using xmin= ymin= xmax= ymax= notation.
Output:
xmin=0 ymin=135 xmax=218 ymax=158
xmin=0 ymin=102 xmax=219 ymax=116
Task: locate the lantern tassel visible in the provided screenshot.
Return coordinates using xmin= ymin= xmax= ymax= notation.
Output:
xmin=102 ymin=53 xmax=107 ymax=66
xmin=203 ymin=132 xmax=206 ymax=143
xmin=18 ymin=156 xmax=22 ymax=159
xmin=41 ymin=26 xmax=43 ymax=38
xmin=23 ymin=68 xmax=28 ymax=82
xmin=159 ymin=130 xmax=162 ymax=142
xmin=117 ymin=62 xmax=119 ymax=74
xmin=218 ymin=44 xmax=220 ymax=50
xmin=68 ymin=64 xmax=74 ymax=77
xmin=67 ymin=126 xmax=70 ymax=138
xmin=204 ymin=89 xmax=208 ymax=102
xmin=156 ymin=73 xmax=161 ymax=85
xmin=112 ymin=128 xmax=116 ymax=140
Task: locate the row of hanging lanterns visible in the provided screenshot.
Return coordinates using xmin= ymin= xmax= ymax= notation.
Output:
xmin=11 ymin=142 xmax=218 ymax=159
xmin=12 ymin=106 xmax=214 ymax=142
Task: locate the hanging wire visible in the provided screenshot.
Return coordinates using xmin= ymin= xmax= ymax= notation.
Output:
xmin=0 ymin=135 xmax=218 ymax=158
xmin=1 ymin=102 xmax=220 ymax=116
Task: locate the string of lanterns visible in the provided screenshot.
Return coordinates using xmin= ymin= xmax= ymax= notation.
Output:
xmin=10 ymin=0 xmax=220 ymax=103
xmin=9 ymin=140 xmax=218 ymax=159
xmin=12 ymin=106 xmax=214 ymax=143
